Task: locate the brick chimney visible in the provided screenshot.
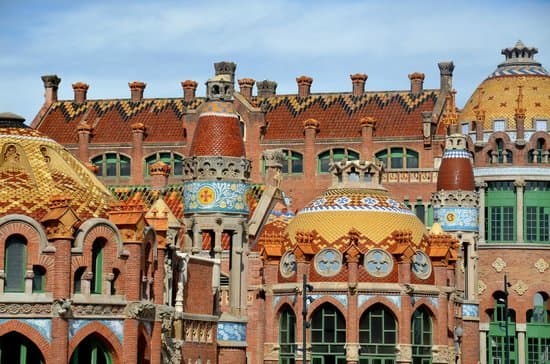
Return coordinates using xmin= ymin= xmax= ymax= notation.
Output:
xmin=350 ymin=73 xmax=368 ymax=97
xmin=41 ymin=75 xmax=61 ymax=104
xmin=72 ymin=82 xmax=89 ymax=104
xmin=129 ymin=81 xmax=146 ymax=102
xmin=296 ymin=76 xmax=313 ymax=98
xmin=238 ymin=78 xmax=255 ymax=99
xmin=257 ymin=80 xmax=277 ymax=97
xmin=438 ymin=61 xmax=454 ymax=92
xmin=149 ymin=160 xmax=171 ymax=191
xmin=181 ymin=80 xmax=198 ymax=102
xmin=408 ymin=72 xmax=425 ymax=96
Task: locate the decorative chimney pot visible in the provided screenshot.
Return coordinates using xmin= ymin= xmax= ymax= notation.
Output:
xmin=129 ymin=81 xmax=146 ymax=102
xmin=257 ymin=80 xmax=277 ymax=97
xmin=72 ymin=82 xmax=89 ymax=104
xmin=350 ymin=73 xmax=368 ymax=97
xmin=238 ymin=78 xmax=255 ymax=99
xmin=408 ymin=72 xmax=425 ymax=96
xmin=296 ymin=76 xmax=313 ymax=98
xmin=41 ymin=75 xmax=61 ymax=103
xmin=182 ymin=80 xmax=198 ymax=102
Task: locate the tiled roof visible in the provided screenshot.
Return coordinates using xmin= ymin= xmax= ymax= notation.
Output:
xmin=36 ymin=98 xmax=204 ymax=144
xmin=254 ymin=91 xmax=440 ymax=140
xmin=0 ymin=124 xmax=113 ymax=220
xmin=111 ymin=184 xmax=184 ymax=219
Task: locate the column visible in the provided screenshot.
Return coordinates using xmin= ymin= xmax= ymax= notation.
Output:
xmin=514 ymin=180 xmax=525 ymax=243
xmin=123 ymin=241 xmax=142 ymax=364
xmin=303 ymin=118 xmax=319 ymax=185
xmin=517 ymin=324 xmax=526 ymax=364
xmin=77 ymin=124 xmax=91 ymax=162
xmin=131 ymin=123 xmax=145 ymax=185
xmin=359 ymin=117 xmax=375 ymax=161
xmin=476 ymin=181 xmax=487 ymax=243
xmin=345 ymin=253 xmax=360 ymax=364
xmin=479 ymin=327 xmax=487 ymax=364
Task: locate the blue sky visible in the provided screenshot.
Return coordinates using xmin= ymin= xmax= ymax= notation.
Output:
xmin=1 ymin=0 xmax=549 ymax=123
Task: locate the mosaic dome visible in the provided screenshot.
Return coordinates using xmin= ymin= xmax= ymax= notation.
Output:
xmin=285 ymin=161 xmax=427 ymax=246
xmin=459 ymin=41 xmax=550 ymax=130
xmin=0 ymin=113 xmax=113 ymax=220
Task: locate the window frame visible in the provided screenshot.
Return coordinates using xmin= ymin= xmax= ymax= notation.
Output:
xmin=91 ymin=153 xmax=132 ymax=179
xmin=4 ymin=234 xmax=27 ymax=293
xmin=375 ymin=147 xmax=419 ymax=170
xmin=144 ymin=151 xmax=184 ymax=177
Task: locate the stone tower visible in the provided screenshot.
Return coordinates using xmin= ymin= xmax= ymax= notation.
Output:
xmin=431 ymin=93 xmax=480 ymax=364
xmin=182 ymin=62 xmax=251 ymax=363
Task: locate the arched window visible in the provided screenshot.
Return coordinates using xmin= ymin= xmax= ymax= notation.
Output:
xmin=91 ymin=239 xmax=105 ymax=294
xmin=279 ymin=307 xmax=296 ymax=364
xmin=310 ymin=304 xmax=346 ymax=363
xmin=411 ymin=307 xmax=432 ymax=364
xmin=526 ymin=293 xmax=550 ymax=363
xmin=528 ymin=138 xmax=546 ymax=163
xmin=91 ymin=153 xmax=131 ymax=179
xmin=375 ymin=147 xmax=419 ymax=169
xmin=32 ymin=265 xmax=46 ymax=292
xmin=70 ymin=334 xmax=113 ymax=364
xmin=0 ymin=332 xmax=45 ymax=363
xmin=359 ymin=304 xmax=397 ymax=362
xmin=74 ymin=267 xmax=86 ymax=294
xmin=487 ymin=292 xmax=518 ymax=364
xmin=4 ymin=234 xmax=27 ymax=292
xmin=144 ymin=152 xmax=184 ymax=176
xmin=281 ymin=150 xmax=303 ymax=174
xmin=318 ymin=148 xmax=359 ymax=173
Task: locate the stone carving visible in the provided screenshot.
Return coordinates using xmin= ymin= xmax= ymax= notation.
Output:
xmin=512 ymin=280 xmax=528 ymax=296
xmin=396 ymin=344 xmax=412 ymax=361
xmin=71 ymin=304 xmax=126 ymax=316
xmin=431 ymin=190 xmax=479 ymax=208
xmin=364 ymin=249 xmax=393 ymax=277
xmin=314 ymin=248 xmax=342 ymax=277
xmin=124 ymin=301 xmax=156 ymax=320
xmin=534 ymin=258 xmax=549 ymax=273
xmin=159 ymin=307 xmax=182 ymax=364
xmin=478 ymin=279 xmax=487 ymax=295
xmin=344 ymin=343 xmax=360 ymax=361
xmin=183 ymin=156 xmax=251 ymax=181
xmin=280 ymin=251 xmax=297 ymax=278
xmin=52 ymin=299 xmax=72 ymax=318
xmin=0 ymin=303 xmax=51 ymax=315
xmin=411 ymin=251 xmax=431 ymax=279
xmin=491 ymin=257 xmax=506 ymax=272
xmin=432 ymin=345 xmax=452 ymax=363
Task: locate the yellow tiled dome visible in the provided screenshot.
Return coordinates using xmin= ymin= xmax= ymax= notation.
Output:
xmin=286 ymin=187 xmax=427 ymax=248
xmin=0 ymin=113 xmax=113 ymax=220
xmin=458 ymin=41 xmax=550 ymax=130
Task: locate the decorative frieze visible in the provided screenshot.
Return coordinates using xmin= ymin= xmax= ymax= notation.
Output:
xmin=183 ymin=156 xmax=251 ymax=181
xmin=0 ymin=303 xmax=51 ymax=315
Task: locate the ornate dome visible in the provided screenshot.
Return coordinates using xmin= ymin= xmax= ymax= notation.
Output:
xmin=0 ymin=113 xmax=113 ymax=220
xmin=285 ymin=160 xmax=427 ymax=247
xmin=459 ymin=41 xmax=550 ymax=130
xmin=189 ymin=101 xmax=245 ymax=157
xmin=436 ymin=134 xmax=475 ymax=191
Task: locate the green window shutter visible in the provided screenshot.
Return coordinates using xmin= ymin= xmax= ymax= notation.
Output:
xmin=92 ymin=241 xmax=104 ymax=294
xmin=119 ymin=155 xmax=131 ymax=177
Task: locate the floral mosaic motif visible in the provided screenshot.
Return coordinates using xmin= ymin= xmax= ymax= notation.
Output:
xmin=491 ymin=257 xmax=506 ymax=273
xmin=386 ymin=199 xmax=400 ymax=208
xmin=434 ymin=207 xmax=478 ymax=232
xmin=0 ymin=319 xmax=51 ymax=343
xmin=411 ymin=251 xmax=431 ymax=279
xmin=534 ymin=258 xmax=549 ymax=273
xmin=312 ymin=198 xmax=327 ymax=207
xmin=272 ymin=296 xmax=282 ymax=309
xmin=280 ymin=251 xmax=297 ymax=278
xmin=361 ymin=197 xmax=379 ymax=206
xmin=314 ymin=248 xmax=342 ymax=277
xmin=462 ymin=304 xmax=479 ymax=317
xmin=184 ymin=181 xmax=248 ymax=214
xmin=217 ymin=322 xmax=246 ymax=342
xmin=478 ymin=279 xmax=487 ymax=295
xmin=364 ymin=249 xmax=393 ymax=277
xmin=334 ymin=196 xmax=351 ymax=206
xmin=512 ymin=280 xmax=529 ymax=296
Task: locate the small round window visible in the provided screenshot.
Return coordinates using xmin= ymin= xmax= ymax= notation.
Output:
xmin=279 ymin=251 xmax=297 ymax=278
xmin=411 ymin=251 xmax=432 ymax=279
xmin=364 ymin=249 xmax=393 ymax=278
xmin=314 ymin=248 xmax=343 ymax=277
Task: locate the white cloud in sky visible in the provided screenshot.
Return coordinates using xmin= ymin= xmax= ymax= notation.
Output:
xmin=0 ymin=0 xmax=549 ymax=122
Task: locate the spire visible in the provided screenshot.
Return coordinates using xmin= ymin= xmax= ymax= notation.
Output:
xmin=489 ymin=41 xmax=549 ymax=78
xmin=442 ymin=90 xmax=458 ymax=132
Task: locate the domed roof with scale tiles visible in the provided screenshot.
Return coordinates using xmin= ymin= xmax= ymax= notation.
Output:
xmin=0 ymin=112 xmax=114 ymax=220
xmin=459 ymin=41 xmax=550 ymax=130
xmin=285 ymin=160 xmax=427 ymax=247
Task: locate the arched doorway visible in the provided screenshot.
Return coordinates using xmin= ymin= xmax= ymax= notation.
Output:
xmin=310 ymin=303 xmax=346 ymax=364
xmin=359 ymin=304 xmax=397 ymax=364
xmin=70 ymin=334 xmax=113 ymax=364
xmin=0 ymin=331 xmax=45 ymax=363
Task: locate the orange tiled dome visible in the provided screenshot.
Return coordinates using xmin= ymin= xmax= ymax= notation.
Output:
xmin=459 ymin=41 xmax=550 ymax=130
xmin=0 ymin=112 xmax=113 ymax=220
xmin=189 ymin=101 xmax=245 ymax=157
